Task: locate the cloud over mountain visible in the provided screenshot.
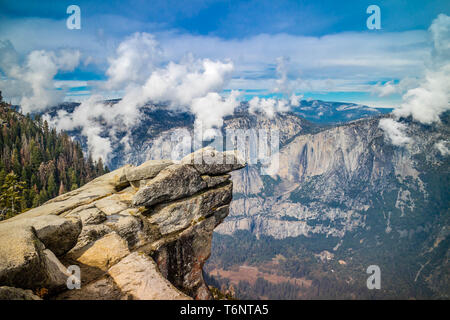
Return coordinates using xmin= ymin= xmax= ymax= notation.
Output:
xmin=379 ymin=14 xmax=450 ymax=145
xmin=45 ymin=33 xmax=237 ymax=162
xmin=379 ymin=118 xmax=412 ymax=147
xmin=392 ymin=14 xmax=450 ymax=124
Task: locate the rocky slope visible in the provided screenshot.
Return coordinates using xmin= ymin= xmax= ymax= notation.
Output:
xmin=0 ymin=148 xmax=245 ymax=300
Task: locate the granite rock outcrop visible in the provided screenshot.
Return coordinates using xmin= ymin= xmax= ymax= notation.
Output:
xmin=0 ymin=148 xmax=245 ymax=300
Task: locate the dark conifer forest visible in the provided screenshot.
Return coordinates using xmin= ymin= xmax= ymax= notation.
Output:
xmin=0 ymin=92 xmax=108 ymax=220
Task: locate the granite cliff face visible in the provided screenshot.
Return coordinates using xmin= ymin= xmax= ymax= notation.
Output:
xmin=0 ymin=148 xmax=245 ymax=300
xmin=219 ymin=115 xmax=448 ymax=239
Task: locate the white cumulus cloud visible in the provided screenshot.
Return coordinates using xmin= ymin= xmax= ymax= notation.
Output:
xmin=391 ymin=14 xmax=450 ymax=124
xmin=289 ymin=93 xmax=303 ymax=107
xmin=45 ymin=33 xmax=237 ymax=163
xmin=0 ymin=40 xmax=81 ymax=113
xmin=249 ymin=96 xmax=290 ymax=118
xmin=379 ymin=14 xmax=450 ymax=146
xmin=379 ymin=118 xmax=412 ymax=147
xmin=104 ymin=32 xmax=161 ymax=90
xmin=435 ymin=140 xmax=450 ymax=156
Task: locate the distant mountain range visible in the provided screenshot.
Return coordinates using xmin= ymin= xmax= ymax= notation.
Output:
xmin=291 ymin=99 xmax=392 ymax=124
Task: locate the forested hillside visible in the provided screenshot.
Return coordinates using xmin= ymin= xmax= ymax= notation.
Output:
xmin=0 ymin=93 xmax=108 ymax=220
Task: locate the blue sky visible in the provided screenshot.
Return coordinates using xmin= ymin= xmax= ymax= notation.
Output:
xmin=0 ymin=0 xmax=449 ymax=109
xmin=2 ymin=0 xmax=448 ymax=36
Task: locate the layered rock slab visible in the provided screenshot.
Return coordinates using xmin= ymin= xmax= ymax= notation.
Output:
xmin=133 ymin=164 xmax=207 ymax=207
xmin=180 ymin=147 xmax=245 ymax=175
xmin=71 ymin=232 xmax=130 ymax=271
xmin=145 ymin=182 xmax=233 ymax=235
xmin=108 ymin=252 xmax=191 ymax=300
xmin=125 ymin=159 xmax=173 ymax=182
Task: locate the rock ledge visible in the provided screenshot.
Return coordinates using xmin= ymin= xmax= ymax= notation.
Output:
xmin=0 ymin=148 xmax=245 ymax=300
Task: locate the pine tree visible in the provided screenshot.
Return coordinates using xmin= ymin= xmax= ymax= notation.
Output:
xmin=47 ymin=173 xmax=56 ymax=198
xmin=0 ymin=169 xmax=6 ymax=187
xmin=0 ymin=172 xmax=26 ymax=219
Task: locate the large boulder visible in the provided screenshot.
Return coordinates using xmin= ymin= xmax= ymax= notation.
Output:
xmin=180 ymin=147 xmax=246 ymax=175
xmin=41 ymin=249 xmax=72 ymax=288
xmin=0 ymin=224 xmax=45 ymax=289
xmin=108 ymin=252 xmax=191 ymax=300
xmin=66 ymin=224 xmax=113 ymax=257
xmin=30 ymin=215 xmax=82 ymax=256
xmin=0 ymin=221 xmax=71 ymax=291
xmin=132 ymin=164 xmax=207 ymax=207
xmin=66 ymin=205 xmax=106 ymax=226
xmin=73 ymin=232 xmax=130 ymax=271
xmin=145 ymin=182 xmax=233 ymax=235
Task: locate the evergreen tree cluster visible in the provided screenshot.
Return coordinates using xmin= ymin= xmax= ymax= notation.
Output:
xmin=0 ymin=95 xmax=108 ymax=220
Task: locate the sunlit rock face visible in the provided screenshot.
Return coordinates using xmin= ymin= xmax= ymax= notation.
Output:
xmin=0 ymin=149 xmax=245 ymax=300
